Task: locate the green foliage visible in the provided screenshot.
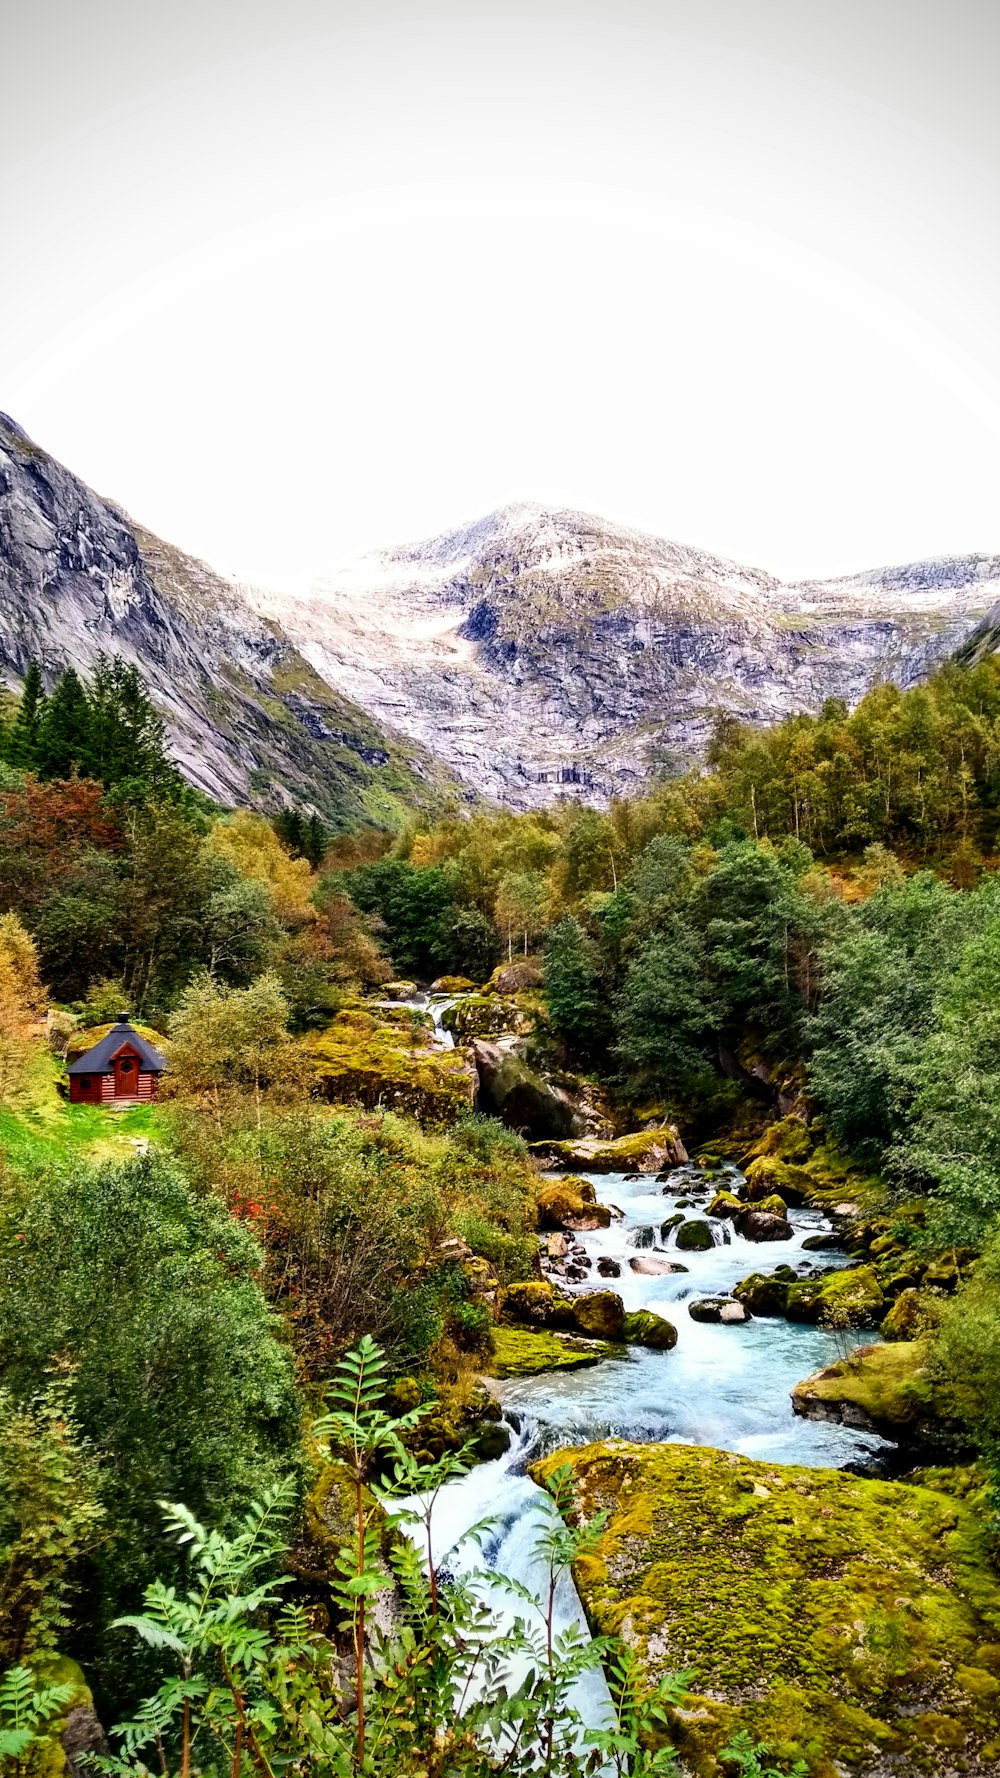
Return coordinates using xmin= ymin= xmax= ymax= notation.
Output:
xmin=719 ymin=1729 xmax=808 ymax=1778
xmin=544 ymin=916 xmax=609 ymax=1059
xmin=89 ymin=1339 xmax=683 ymax=1778
xmin=0 ymin=1152 xmax=301 ymax=1704
xmin=339 ymin=857 xmax=456 ymax=978
xmin=2 ymin=654 xmax=184 ymax=801
xmin=0 ymin=1379 xmax=105 ymax=1664
xmin=0 ymin=1664 xmax=76 ymax=1770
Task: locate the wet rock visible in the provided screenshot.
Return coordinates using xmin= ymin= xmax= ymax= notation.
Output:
xmin=742 ymin=1154 xmax=812 ymax=1207
xmin=792 ymin=1340 xmax=967 ymax=1453
xmin=801 ymin=1231 xmax=840 ymax=1252
xmin=621 ymin=1308 xmax=678 ymax=1349
xmin=708 ymin=1190 xmax=742 ymax=1220
xmin=572 ymin=1290 xmax=626 ymax=1340
xmin=688 ymin=1297 xmax=751 ymax=1324
xmin=630 ymin=1254 xmax=689 ymax=1275
xmin=537 ymin=1180 xmax=611 ymax=1233
xmin=628 ymin=1225 xmax=656 ymax=1248
xmin=486 ymin=960 xmax=544 ymax=994
xmin=597 ymin=1256 xmax=621 ymax=1278
xmin=381 ymin=980 xmax=419 ymax=1001
xmin=733 ymin=1268 xmax=797 ymax=1315
xmin=660 ymin=1213 xmax=683 ymax=1237
xmin=545 ymin=1232 xmax=570 ymax=1260
xmin=736 ymin=1209 xmax=793 ymax=1243
xmin=430 ymin=975 xmax=478 ymax=993
xmin=531 ymin=1127 xmax=688 ymax=1173
xmin=785 ymin=1264 xmax=885 ymax=1328
xmin=675 ymin=1218 xmax=715 ymax=1252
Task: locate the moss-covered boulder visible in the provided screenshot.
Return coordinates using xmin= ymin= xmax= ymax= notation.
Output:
xmin=785 ymin=1264 xmax=885 ymax=1328
xmin=473 ymin=1043 xmax=581 ymax=1138
xmin=707 ymin=1190 xmax=743 ymax=1220
xmin=445 ymin=996 xmax=536 ymax=1040
xmin=621 ymin=1308 xmax=678 ymax=1350
xmin=792 ymin=1339 xmax=966 ymax=1452
xmin=573 ymin=1291 xmax=627 ymax=1340
xmin=742 ymin=1154 xmax=812 ymax=1207
xmin=501 ymin=1279 xmax=625 ymax=1341
xmin=736 ymin=1208 xmax=793 ymax=1243
xmin=733 ymin=1267 xmax=798 ymax=1315
xmin=755 ymin=1193 xmax=788 ymax=1219
xmin=530 ymin=1127 xmax=688 ymax=1173
xmin=485 ymin=960 xmax=544 ymax=994
xmin=306 ymin=1008 xmax=476 ymax=1126
xmin=380 ymin=980 xmax=419 ymax=1000
xmin=537 ymin=1179 xmax=611 ymax=1232
xmin=882 ymin=1286 xmax=940 ymax=1341
xmin=486 ymin=1324 xmax=625 ymax=1378
xmin=533 ymin=1440 xmax=1000 ymax=1776
xmin=675 ymin=1218 xmax=715 ymax=1252
xmin=430 ymin=975 xmax=478 ymax=993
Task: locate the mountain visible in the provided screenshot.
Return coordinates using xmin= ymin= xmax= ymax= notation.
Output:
xmin=0 ymin=414 xmax=457 ymax=825
xmin=3 ymin=417 xmax=998 ymax=818
xmin=249 ymin=503 xmax=1000 ymax=807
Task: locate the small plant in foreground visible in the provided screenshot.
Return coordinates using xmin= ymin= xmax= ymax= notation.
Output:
xmin=82 ymin=1336 xmax=686 ymax=1776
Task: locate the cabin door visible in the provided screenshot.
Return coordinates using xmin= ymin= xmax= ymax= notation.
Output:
xmin=113 ymin=1053 xmax=138 ymax=1098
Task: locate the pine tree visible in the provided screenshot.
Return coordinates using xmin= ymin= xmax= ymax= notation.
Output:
xmin=304 ymin=812 xmax=327 ymax=868
xmin=85 ymin=653 xmax=180 ymax=797
xmin=35 ymin=668 xmax=90 ymax=779
xmin=7 ymin=661 xmax=45 ymax=770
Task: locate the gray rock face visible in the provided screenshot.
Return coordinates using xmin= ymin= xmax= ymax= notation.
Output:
xmin=250 ymin=502 xmax=1000 ymax=807
xmin=0 ymin=414 xmax=451 ymax=820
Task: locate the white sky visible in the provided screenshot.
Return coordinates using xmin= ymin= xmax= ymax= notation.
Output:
xmin=3 ymin=0 xmax=1000 ymax=583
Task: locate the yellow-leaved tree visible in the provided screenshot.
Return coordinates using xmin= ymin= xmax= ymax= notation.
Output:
xmin=0 ymin=914 xmax=44 ymax=1103
xmin=205 ymin=813 xmax=316 ymax=928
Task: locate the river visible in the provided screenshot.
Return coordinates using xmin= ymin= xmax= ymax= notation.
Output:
xmin=417 ymin=1157 xmax=890 ymax=1742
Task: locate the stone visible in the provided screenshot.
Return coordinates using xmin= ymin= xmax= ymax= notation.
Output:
xmin=630 ymin=1254 xmax=688 ymax=1275
xmin=572 ymin=1290 xmax=626 ymax=1341
xmin=754 ymin=1193 xmax=788 ymax=1219
xmin=487 ymin=961 xmax=544 ymax=994
xmin=475 ymin=1046 xmax=582 ymax=1140
xmin=532 ymin=1439 xmax=1000 ymax=1773
xmin=801 ymin=1231 xmax=840 ymax=1251
xmin=536 ymin=1181 xmax=611 ymax=1233
xmin=627 ymin=1225 xmax=656 ymax=1248
xmin=621 ymin=1308 xmax=678 ymax=1349
xmin=736 ymin=1209 xmax=793 ymax=1243
xmin=881 ymin=1286 xmax=937 ymax=1342
xmin=674 ymin=1218 xmax=715 ymax=1252
xmin=307 ymin=1008 xmax=477 ymax=1127
xmin=688 ymin=1296 xmax=751 ymax=1324
xmin=530 ymin=1127 xmax=688 ymax=1173
xmin=733 ymin=1270 xmax=792 ymax=1315
xmin=430 ymin=975 xmax=477 ymax=993
xmin=596 ymin=1256 xmax=621 ymax=1278
xmin=785 ymin=1264 xmax=885 ymax=1328
xmin=381 ymin=980 xmax=419 ymax=1001
xmin=707 ymin=1190 xmax=743 ymax=1220
xmin=486 ymin=1324 xmax=624 ymax=1379
xmin=792 ymin=1339 xmax=966 ymax=1452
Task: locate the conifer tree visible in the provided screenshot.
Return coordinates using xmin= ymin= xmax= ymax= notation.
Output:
xmin=7 ymin=661 xmax=45 ymax=769
xmin=35 ymin=667 xmax=90 ymax=779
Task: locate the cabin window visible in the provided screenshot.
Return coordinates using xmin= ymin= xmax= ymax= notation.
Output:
xmin=120 ymin=1060 xmax=134 ymax=1075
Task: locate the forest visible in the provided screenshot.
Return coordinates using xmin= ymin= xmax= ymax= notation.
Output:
xmin=3 ymin=652 xmax=1000 ymax=1775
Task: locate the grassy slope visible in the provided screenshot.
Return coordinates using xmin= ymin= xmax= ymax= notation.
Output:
xmin=0 ymin=1049 xmax=164 ymax=1174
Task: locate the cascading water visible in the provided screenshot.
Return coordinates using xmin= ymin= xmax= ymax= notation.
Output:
xmin=421 ymin=1161 xmax=890 ymax=1745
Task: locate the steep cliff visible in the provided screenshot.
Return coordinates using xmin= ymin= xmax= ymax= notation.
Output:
xmin=253 ymin=503 xmax=1000 ymax=806
xmin=0 ymin=414 xmax=455 ymax=824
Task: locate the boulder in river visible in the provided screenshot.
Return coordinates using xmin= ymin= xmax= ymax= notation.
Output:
xmin=741 ymin=1154 xmax=812 ymax=1207
xmin=621 ymin=1308 xmax=678 ymax=1349
xmin=688 ymin=1296 xmax=751 ymax=1324
xmin=530 ymin=1127 xmax=688 ymax=1173
xmin=630 ymin=1254 xmax=689 ymax=1275
xmin=707 ymin=1190 xmax=742 ymax=1220
xmin=596 ymin=1256 xmax=621 ymax=1278
xmin=801 ymin=1231 xmax=840 ymax=1252
xmin=530 ymin=1440 xmax=1000 ymax=1772
xmin=785 ymin=1264 xmax=885 ymax=1328
xmin=429 ymin=974 xmax=478 ymax=993
xmin=792 ymin=1339 xmax=967 ymax=1453
xmin=675 ymin=1218 xmax=715 ymax=1252
xmin=733 ymin=1267 xmax=798 ymax=1315
xmin=627 ymin=1225 xmax=656 ymax=1249
xmin=572 ymin=1290 xmax=626 ymax=1340
xmin=736 ymin=1208 xmax=793 ymax=1243
xmin=501 ymin=1279 xmax=625 ymax=1341
xmin=537 ymin=1180 xmax=612 ymax=1233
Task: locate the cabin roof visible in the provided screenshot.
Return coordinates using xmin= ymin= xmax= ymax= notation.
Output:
xmin=67 ymin=1020 xmax=168 ymax=1075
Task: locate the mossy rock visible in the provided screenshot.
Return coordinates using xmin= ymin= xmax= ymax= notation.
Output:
xmin=792 ymin=1339 xmax=967 ymax=1453
xmin=486 ymin=960 xmax=544 ymax=994
xmin=486 ymin=1323 xmax=625 ymax=1378
xmin=742 ymin=1155 xmax=812 ymax=1207
xmin=442 ymin=994 xmax=536 ymax=1040
xmin=733 ymin=1270 xmax=794 ymax=1315
xmin=501 ymin=1279 xmax=625 ymax=1341
xmin=430 ymin=975 xmax=478 ymax=993
xmin=882 ymin=1286 xmax=940 ymax=1342
xmin=621 ymin=1308 xmax=678 ymax=1350
xmin=530 ymin=1127 xmax=687 ymax=1174
xmin=533 ymin=1440 xmax=1000 ymax=1776
xmin=708 ymin=1190 xmax=742 ymax=1220
xmin=755 ymin=1193 xmax=788 ymax=1219
xmin=25 ymin=1654 xmax=105 ymax=1775
xmin=306 ymin=1008 xmax=476 ymax=1127
xmin=381 ymin=980 xmax=419 ymax=1000
xmin=747 ymin=1115 xmax=814 ymax=1165
xmin=537 ymin=1180 xmax=611 ymax=1232
xmin=675 ymin=1218 xmax=715 ymax=1252
xmin=785 ymin=1265 xmax=885 ymax=1328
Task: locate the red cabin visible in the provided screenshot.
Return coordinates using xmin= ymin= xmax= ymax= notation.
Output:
xmin=67 ymin=1018 xmax=167 ymax=1105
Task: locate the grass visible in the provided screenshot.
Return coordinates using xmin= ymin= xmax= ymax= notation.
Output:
xmin=0 ymin=1048 xmax=165 ymax=1174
